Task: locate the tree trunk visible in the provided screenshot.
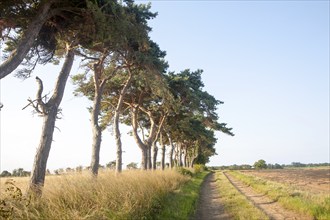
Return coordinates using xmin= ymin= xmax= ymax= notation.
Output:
xmin=190 ymin=147 xmax=199 ymax=168
xmin=131 ymin=106 xmax=148 ymax=170
xmin=115 ymin=72 xmax=133 ymax=174
xmin=190 ymin=156 xmax=197 ymax=168
xmin=160 ymin=134 xmax=166 ymax=170
xmin=179 ymin=144 xmax=183 ymax=167
xmin=167 ymin=132 xmax=175 ymax=169
xmin=29 ymin=108 xmax=57 ymax=195
xmin=183 ymin=149 xmax=187 ymax=167
xmin=169 ymin=148 xmax=174 ymax=169
xmin=0 ymin=0 xmax=54 ymax=79
xmin=90 ymin=122 xmax=102 ymax=175
xmin=90 ymin=90 xmax=103 ymax=175
xmin=147 ymin=146 xmax=152 ymax=169
xmin=90 ymin=58 xmax=108 ymax=176
xmin=152 ymin=141 xmax=158 ymax=170
xmin=174 ymin=144 xmax=179 ymax=167
xmin=141 ymin=148 xmax=148 ymax=170
xmin=29 ymin=47 xmax=74 ymax=195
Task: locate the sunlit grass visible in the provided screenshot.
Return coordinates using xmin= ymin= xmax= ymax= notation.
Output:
xmin=229 ymin=171 xmax=330 ymax=220
xmin=214 ymin=171 xmax=269 ymax=220
xmin=155 ymin=171 xmax=209 ymax=219
xmin=1 ymin=170 xmax=189 ymax=219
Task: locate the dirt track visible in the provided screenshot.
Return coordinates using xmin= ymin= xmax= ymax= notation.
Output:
xmin=192 ymin=172 xmax=231 ymax=220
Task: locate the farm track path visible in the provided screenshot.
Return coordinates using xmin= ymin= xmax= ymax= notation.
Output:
xmin=192 ymin=172 xmax=231 ymax=220
xmin=223 ymin=172 xmax=313 ymax=220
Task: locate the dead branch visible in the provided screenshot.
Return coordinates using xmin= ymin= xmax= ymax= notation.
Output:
xmin=22 ymin=94 xmax=48 ymax=111
xmin=22 ymin=77 xmax=48 ymax=115
xmin=35 ymin=76 xmax=48 ymax=114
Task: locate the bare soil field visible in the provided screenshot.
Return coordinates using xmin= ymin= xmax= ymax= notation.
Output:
xmin=241 ymin=168 xmax=330 ymax=193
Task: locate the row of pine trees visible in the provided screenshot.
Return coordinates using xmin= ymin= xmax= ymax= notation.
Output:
xmin=0 ymin=0 xmax=233 ymax=195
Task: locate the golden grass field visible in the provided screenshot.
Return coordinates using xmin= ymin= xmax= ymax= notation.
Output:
xmin=0 ymin=170 xmax=189 ymax=219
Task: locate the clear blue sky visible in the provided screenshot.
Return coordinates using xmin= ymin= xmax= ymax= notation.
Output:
xmin=0 ymin=1 xmax=329 ymax=172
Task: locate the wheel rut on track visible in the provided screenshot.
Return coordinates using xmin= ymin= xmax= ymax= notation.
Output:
xmin=223 ymin=172 xmax=313 ymax=220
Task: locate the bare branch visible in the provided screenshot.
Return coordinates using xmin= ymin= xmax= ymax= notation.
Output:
xmin=75 ymin=50 xmax=99 ymax=61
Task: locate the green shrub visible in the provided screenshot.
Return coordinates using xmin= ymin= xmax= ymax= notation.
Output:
xmin=193 ymin=164 xmax=206 ymax=173
xmin=176 ymin=167 xmax=194 ymax=177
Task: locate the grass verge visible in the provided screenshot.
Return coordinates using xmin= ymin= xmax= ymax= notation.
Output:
xmin=229 ymin=171 xmax=330 ymax=220
xmin=153 ymin=171 xmax=209 ymax=220
xmin=214 ymin=171 xmax=269 ymax=220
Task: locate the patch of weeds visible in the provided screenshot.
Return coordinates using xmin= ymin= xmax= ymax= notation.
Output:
xmin=0 ymin=179 xmax=31 ymax=219
xmin=176 ymin=167 xmax=193 ymax=177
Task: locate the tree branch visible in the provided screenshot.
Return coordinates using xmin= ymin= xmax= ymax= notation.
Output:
xmin=35 ymin=76 xmax=47 ymax=114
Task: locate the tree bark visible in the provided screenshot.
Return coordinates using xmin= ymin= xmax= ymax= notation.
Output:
xmin=183 ymin=148 xmax=187 ymax=167
xmin=160 ymin=134 xmax=166 ymax=170
xmin=179 ymin=143 xmax=183 ymax=167
xmin=141 ymin=148 xmax=148 ymax=170
xmin=90 ymin=108 xmax=102 ymax=176
xmin=147 ymin=146 xmax=152 ymax=169
xmin=29 ymin=46 xmax=74 ymax=195
xmin=152 ymin=141 xmax=158 ymax=170
xmin=115 ymin=72 xmax=133 ymax=174
xmin=0 ymin=0 xmax=55 ymax=79
xmin=90 ymin=58 xmax=108 ymax=176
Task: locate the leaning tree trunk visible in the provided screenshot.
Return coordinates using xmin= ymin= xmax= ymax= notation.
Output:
xmin=0 ymin=0 xmax=54 ymax=79
xmin=29 ymin=47 xmax=74 ymax=195
xmin=115 ymin=72 xmax=132 ymax=174
xmin=29 ymin=107 xmax=57 ymax=195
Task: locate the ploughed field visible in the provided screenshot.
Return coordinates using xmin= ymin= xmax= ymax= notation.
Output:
xmin=240 ymin=167 xmax=330 ymax=193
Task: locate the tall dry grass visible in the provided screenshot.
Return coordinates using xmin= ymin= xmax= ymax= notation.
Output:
xmin=0 ymin=170 xmax=189 ymax=220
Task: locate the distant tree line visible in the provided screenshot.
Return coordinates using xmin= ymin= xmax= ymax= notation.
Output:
xmin=0 ymin=161 xmax=141 ymax=177
xmin=210 ymin=161 xmax=330 ymax=170
xmin=286 ymin=162 xmax=330 ymax=168
xmin=0 ymin=168 xmax=31 ymax=177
